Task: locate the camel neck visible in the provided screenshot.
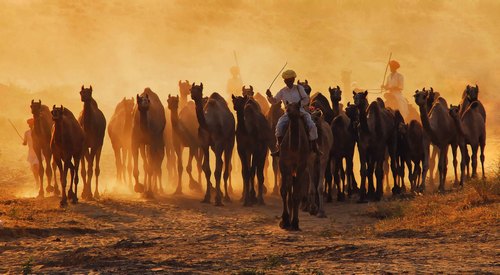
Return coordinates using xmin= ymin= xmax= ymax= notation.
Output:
xmin=170 ymin=107 xmax=179 ymax=128
xmin=418 ymin=103 xmax=437 ymax=143
xmin=289 ymin=117 xmax=300 ymax=151
xmin=332 ymin=100 xmax=341 ymax=117
xmin=83 ymin=100 xmax=93 ymax=130
xmin=358 ymin=105 xmax=369 ymax=133
xmin=193 ymin=99 xmax=208 ymax=130
xmin=235 ymin=109 xmax=246 ymax=133
xmin=451 ymin=115 xmax=465 ymax=136
xmin=139 ymin=110 xmax=148 ymax=132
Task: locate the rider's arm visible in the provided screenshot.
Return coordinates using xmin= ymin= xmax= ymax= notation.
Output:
xmin=298 ymin=85 xmax=309 ymax=107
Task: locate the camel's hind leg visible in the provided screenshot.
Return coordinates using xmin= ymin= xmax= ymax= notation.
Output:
xmin=471 ymin=144 xmax=479 ymax=179
xmin=255 ymin=148 xmax=267 ymax=205
xmin=42 ymin=148 xmax=54 ymax=194
xmin=112 ymin=144 xmax=122 ymax=183
xmin=80 ymin=149 xmax=92 ymax=200
xmin=480 ymin=135 xmax=486 ymax=179
xmin=223 ymin=142 xmax=234 ymax=203
xmin=451 ymin=143 xmax=459 ymax=186
xmin=201 ymin=146 xmax=212 ymax=204
xmin=438 ymin=145 xmax=449 ymax=192
xmin=51 ymin=159 xmax=60 ymax=195
xmin=187 ymin=147 xmax=202 ymax=192
xmin=94 ymin=146 xmax=103 ymax=199
xmin=174 ymin=143 xmax=183 ymax=195
xmin=35 ymin=148 xmax=44 ymax=198
xmin=279 ymin=172 xmax=291 ymax=229
xmin=272 ymin=156 xmax=280 ymax=196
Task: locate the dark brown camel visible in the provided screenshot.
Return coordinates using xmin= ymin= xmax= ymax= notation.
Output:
xmin=78 ymin=85 xmax=106 ymax=200
xmin=131 ymin=88 xmax=166 ymax=196
xmin=266 ymin=101 xmax=284 ymax=195
xmin=353 ymin=91 xmax=398 ymax=201
xmin=51 ymin=105 xmax=85 ymax=207
xmin=232 ymin=95 xmax=274 ymax=206
xmin=191 ymin=83 xmax=235 ymax=205
xmin=279 ymin=101 xmax=310 ymax=230
xmin=167 ymin=94 xmax=203 ymax=195
xmin=178 ymin=80 xmax=191 ymax=109
xmin=449 ymin=103 xmax=486 ymax=182
xmin=242 ymin=85 xmax=270 ymax=115
xmin=30 ymin=100 xmax=59 ymax=197
xmin=397 ymin=120 xmax=427 ymax=192
xmin=297 ymin=79 xmax=312 ymax=96
xmin=108 ymin=97 xmax=134 ymax=187
xmin=414 ymin=89 xmax=457 ymax=192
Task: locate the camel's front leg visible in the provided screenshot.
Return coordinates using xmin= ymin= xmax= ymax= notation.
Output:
xmin=201 ymin=146 xmax=212 ymax=204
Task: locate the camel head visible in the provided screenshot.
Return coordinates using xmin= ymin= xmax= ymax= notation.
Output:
xmin=167 ymin=94 xmax=179 ymax=111
xmin=190 ymin=82 xmax=204 ymax=102
xmin=137 ymin=94 xmax=150 ymax=112
xmin=398 ymin=122 xmax=408 ymax=137
xmin=80 ymin=85 xmax=93 ymax=102
xmin=179 ymin=80 xmax=191 ymax=96
xmin=353 ymin=90 xmax=368 ymax=110
xmin=297 ymin=79 xmax=311 ymax=96
xmin=51 ymin=105 xmax=64 ymax=121
xmin=465 ymin=84 xmax=479 ymax=102
xmin=285 ymin=101 xmax=301 ymax=120
xmin=345 ymin=102 xmax=359 ymax=122
xmin=449 ymin=104 xmax=460 ymax=119
xmin=413 ymin=89 xmax=429 ymax=106
xmin=30 ymin=99 xmax=42 ymax=117
xmin=328 ymin=85 xmax=342 ymax=103
xmin=241 ymin=85 xmax=254 ymax=97
xmin=231 ymin=94 xmax=247 ymax=112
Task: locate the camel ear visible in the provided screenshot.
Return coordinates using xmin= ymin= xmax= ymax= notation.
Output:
xmin=337 ymin=85 xmax=340 ymax=89
xmin=38 ymin=99 xmax=41 ymax=104
xmin=241 ymin=86 xmax=245 ymax=92
xmin=250 ymin=85 xmax=253 ymax=91
xmin=200 ymin=83 xmax=203 ymax=89
xmin=178 ymin=80 xmax=181 ymax=85
xmin=90 ymin=85 xmax=92 ymax=91
xmin=186 ymin=80 xmax=189 ymax=84
xmin=232 ymin=94 xmax=236 ymax=100
xmin=53 ymin=104 xmax=55 ymax=109
xmin=353 ymin=91 xmax=356 ymax=96
xmin=81 ymin=85 xmax=84 ymax=90
xmin=328 ymin=86 xmax=332 ymax=91
xmin=192 ymin=82 xmax=195 ymax=87
xmin=136 ymin=94 xmax=140 ymax=101
xmin=176 ymin=95 xmax=179 ymax=99
xmin=31 ymin=99 xmax=34 ymax=104
xmin=305 ymin=80 xmax=308 ymax=84
xmin=415 ymin=90 xmax=418 ymax=94
xmin=430 ymin=87 xmax=433 ymax=92
xmin=364 ymin=90 xmax=368 ymax=96
xmin=168 ymin=94 xmax=171 ymax=99
xmin=475 ymin=84 xmax=478 ymax=90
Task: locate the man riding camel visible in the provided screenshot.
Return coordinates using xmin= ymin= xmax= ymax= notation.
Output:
xmin=266 ymin=69 xmax=321 ymax=156
xmin=381 ymin=60 xmax=409 ymax=118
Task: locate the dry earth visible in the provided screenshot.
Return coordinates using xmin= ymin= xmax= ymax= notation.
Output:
xmin=0 ymin=166 xmax=498 ymax=274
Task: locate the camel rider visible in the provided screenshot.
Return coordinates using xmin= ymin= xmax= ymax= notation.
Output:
xmin=266 ymin=69 xmax=320 ymax=156
xmin=226 ymin=66 xmax=243 ymax=95
xmin=381 ymin=60 xmax=409 ymax=118
xmin=23 ymin=118 xmax=40 ymax=187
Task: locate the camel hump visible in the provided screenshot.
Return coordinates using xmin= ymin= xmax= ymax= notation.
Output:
xmin=394 ymin=110 xmax=404 ymax=125
xmin=209 ymin=92 xmax=227 ymax=104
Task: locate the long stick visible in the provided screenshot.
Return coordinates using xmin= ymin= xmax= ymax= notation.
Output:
xmin=268 ymin=61 xmax=288 ymax=90
xmin=233 ymin=50 xmax=243 ymax=83
xmin=8 ymin=119 xmax=24 ymax=141
xmin=380 ymin=52 xmax=393 ymax=92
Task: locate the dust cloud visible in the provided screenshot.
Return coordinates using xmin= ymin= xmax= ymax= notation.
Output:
xmin=0 ymin=0 xmax=499 ymax=197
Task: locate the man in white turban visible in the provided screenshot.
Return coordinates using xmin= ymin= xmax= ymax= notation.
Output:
xmin=266 ymin=69 xmax=320 ymax=156
xmin=382 ymin=60 xmax=409 ymax=118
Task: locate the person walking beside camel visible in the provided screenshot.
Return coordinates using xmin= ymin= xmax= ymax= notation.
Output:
xmin=22 ymin=118 xmax=40 ymax=187
xmin=266 ymin=69 xmax=320 ymax=156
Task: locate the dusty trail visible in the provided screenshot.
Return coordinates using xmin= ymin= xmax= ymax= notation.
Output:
xmin=0 ymin=188 xmax=497 ymax=274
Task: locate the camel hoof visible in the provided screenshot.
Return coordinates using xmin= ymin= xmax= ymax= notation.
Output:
xmin=46 ymin=185 xmax=55 ymax=193
xmin=71 ymin=197 xmax=78 ymax=204
xmin=357 ymin=199 xmax=368 ymax=204
xmin=257 ymin=198 xmax=265 ymax=206
xmin=223 ymin=196 xmax=232 ymax=203
xmin=337 ymin=193 xmax=346 ymax=202
xmin=53 ymin=187 xmax=61 ymax=196
xmin=279 ymin=220 xmax=290 ymax=229
xmin=189 ymin=180 xmax=202 ymax=192
xmin=289 ymin=224 xmax=301 ymax=231
xmin=67 ymin=190 xmax=75 ymax=200
xmin=134 ymin=183 xmax=145 ymax=193
xmin=142 ymin=190 xmax=154 ymax=199
xmin=317 ymin=211 xmax=327 ymax=218
xmin=272 ymin=188 xmax=279 ymax=196
xmin=37 ymin=192 xmax=44 ymax=199
xmin=201 ymin=196 xmax=211 ymax=204
xmin=94 ymin=191 xmax=100 ymax=200
xmin=174 ymin=188 xmax=183 ymax=195
xmin=60 ymin=200 xmax=68 ymax=208
xmin=214 ymin=200 xmax=224 ymax=207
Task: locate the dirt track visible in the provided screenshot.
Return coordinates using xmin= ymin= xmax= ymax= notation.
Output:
xmin=0 ymin=187 xmax=498 ymax=274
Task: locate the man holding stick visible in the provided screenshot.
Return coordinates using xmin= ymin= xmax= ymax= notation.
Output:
xmin=381 ymin=60 xmax=409 ymax=118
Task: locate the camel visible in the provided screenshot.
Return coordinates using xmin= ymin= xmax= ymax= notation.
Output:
xmin=414 ymin=89 xmax=457 ymax=192
xmin=449 ymin=104 xmax=486 ymax=182
xmin=78 ymin=85 xmax=106 ymax=200
xmin=50 ymin=105 xmax=85 ymax=207
xmin=266 ymin=101 xmax=284 ymax=195
xmin=353 ymin=91 xmax=398 ymax=201
xmin=178 ymin=80 xmax=191 ymax=109
xmin=297 ymin=79 xmax=312 ymax=96
xmin=397 ymin=120 xmax=427 ymax=192
xmin=131 ymin=88 xmax=166 ymax=196
xmin=279 ymin=101 xmax=310 ymax=230
xmin=308 ymin=109 xmax=333 ymax=218
xmin=30 ymin=100 xmax=59 ymax=197
xmin=241 ymin=85 xmax=270 ymax=115
xmin=232 ymin=95 xmax=274 ymax=206
xmin=108 ymin=97 xmax=134 ymax=187
xmin=166 ymin=94 xmax=203 ymax=195
xmin=190 ymin=83 xmax=235 ymax=206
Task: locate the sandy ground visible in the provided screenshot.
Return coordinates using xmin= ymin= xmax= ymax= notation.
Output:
xmin=0 ymin=174 xmax=498 ymax=274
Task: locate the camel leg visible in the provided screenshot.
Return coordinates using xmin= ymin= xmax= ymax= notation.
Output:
xmin=346 ymin=157 xmax=355 ymax=198
xmin=429 ymin=145 xmax=438 ymax=185
xmin=35 ymin=148 xmax=44 ymax=198
xmin=213 ymin=146 xmax=224 ymax=206
xmin=420 ymin=140 xmax=430 ymax=193
xmin=72 ymin=153 xmax=81 ymax=204
xmin=140 ymin=145 xmax=148 ymax=191
xmin=317 ymin=157 xmax=327 ymax=218
xmin=471 ymin=144 xmax=479 ymax=179
xmin=333 ymin=158 xmax=343 ymax=202
xmin=438 ymin=145 xmax=449 ymax=193
xmin=279 ymin=172 xmax=290 ymax=229
xmin=80 ymin=149 xmax=91 ymax=200
xmin=84 ymin=148 xmax=97 ymax=199
xmin=451 ymin=143 xmax=459 ymax=186
xmin=272 ymin=156 xmax=280 ymax=196
xmin=480 ymin=136 xmax=486 ymax=180
xmin=174 ymin=144 xmax=183 ymax=195
xmin=201 ymin=146 xmax=212 ymax=203
xmin=94 ymin=146 xmax=102 ymax=199
xmin=51 ymin=159 xmax=60 ymax=195
xmin=238 ymin=148 xmax=251 ymax=206
xmin=67 ymin=162 xmax=75 ymax=202
xmin=195 ymin=148 xmax=203 ymax=190
xmin=263 ymin=155 xmax=269 ymax=195
xmin=366 ymin=157 xmax=376 ymax=200
xmin=256 ymin=149 xmax=266 ymax=205
xmin=465 ymin=145 xmax=471 ymax=179
xmin=383 ymin=158 xmax=390 ymax=193
xmin=375 ymin=160 xmax=384 ymax=201
xmin=60 ymin=160 xmax=70 ymax=207
xmin=112 ymin=144 xmax=122 ymax=183
xmin=358 ymin=150 xmax=368 ymax=203
xmin=187 ymin=147 xmax=202 ymax=192
xmin=54 ymin=159 xmax=65 ymax=207
xmin=131 ymin=142 xmax=143 ymax=193
xmin=324 ymin=156 xmax=333 ymax=202
xmin=290 ymin=172 xmax=304 ymax=231
xmin=249 ymin=156 xmax=258 ymax=204
xmin=43 ymin=149 xmax=54 ymax=194
xmin=223 ymin=142 xmax=234 ymax=203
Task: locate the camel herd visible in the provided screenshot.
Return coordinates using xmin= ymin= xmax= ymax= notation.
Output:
xmin=28 ymin=82 xmax=487 ymax=230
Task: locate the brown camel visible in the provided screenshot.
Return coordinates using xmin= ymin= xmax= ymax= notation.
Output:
xmin=308 ymin=109 xmax=333 ymax=218
xmin=449 ymin=104 xmax=486 ymax=182
xmin=50 ymin=105 xmax=85 ymax=207
xmin=167 ymin=94 xmax=203 ymax=195
xmin=353 ymin=91 xmax=398 ymax=201
xmin=131 ymin=88 xmax=166 ymax=196
xmin=241 ymin=85 xmax=270 ymax=115
xmin=108 ymin=97 xmax=134 ymax=187
xmin=266 ymin=101 xmax=284 ymax=195
xmin=178 ymin=80 xmax=191 ymax=109
xmin=78 ymin=85 xmax=107 ymax=200
xmin=279 ymin=101 xmax=310 ymax=230
xmin=191 ymin=83 xmax=235 ymax=205
xmin=30 ymin=100 xmax=59 ymax=197
xmin=297 ymin=79 xmax=312 ymax=96
xmin=414 ymin=89 xmax=457 ymax=192
xmin=232 ymin=95 xmax=274 ymax=206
